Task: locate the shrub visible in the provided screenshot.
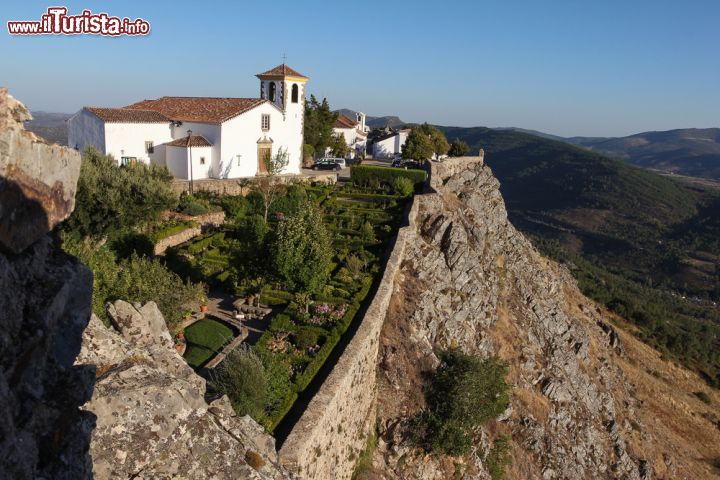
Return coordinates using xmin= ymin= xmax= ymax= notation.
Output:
xmin=350 ymin=165 xmax=426 ymax=189
xmin=413 ymin=350 xmax=511 ymax=456
xmin=210 ymin=346 xmax=266 ymax=419
xmin=64 ymin=147 xmax=177 ymax=239
xmin=294 ymin=328 xmax=320 ymax=350
xmin=485 ymin=435 xmax=512 ymax=480
xmin=392 ymin=176 xmax=415 ymax=197
xmin=179 ymin=193 xmax=212 ymax=216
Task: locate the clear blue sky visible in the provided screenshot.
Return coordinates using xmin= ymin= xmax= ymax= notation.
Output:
xmin=2 ymin=0 xmax=719 ymax=136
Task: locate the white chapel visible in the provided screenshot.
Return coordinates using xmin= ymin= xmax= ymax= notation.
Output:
xmin=67 ymin=64 xmax=309 ymax=179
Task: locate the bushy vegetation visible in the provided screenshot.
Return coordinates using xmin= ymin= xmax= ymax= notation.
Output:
xmin=64 ymin=147 xmax=176 ymax=239
xmin=60 ymin=148 xmax=203 ymax=330
xmin=210 ymin=346 xmax=267 ymax=419
xmin=412 ymin=350 xmax=510 ymax=456
xmin=350 ymin=165 xmax=426 ymax=190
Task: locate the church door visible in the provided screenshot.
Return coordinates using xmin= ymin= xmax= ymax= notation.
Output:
xmin=257 ymin=143 xmax=271 ymax=174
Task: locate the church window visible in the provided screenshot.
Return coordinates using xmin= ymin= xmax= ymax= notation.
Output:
xmin=200 ymin=156 xmax=206 ymax=165
xmin=291 ymin=84 xmax=299 ymax=103
xmin=268 ymin=82 xmax=276 ymax=102
xmin=145 ymin=141 xmax=154 ymax=154
xmin=237 ymin=155 xmax=242 ymax=166
xmin=261 ymin=114 xmax=271 ymax=130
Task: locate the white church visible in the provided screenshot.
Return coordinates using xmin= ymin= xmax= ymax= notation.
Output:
xmin=67 ymin=64 xmax=308 ymax=179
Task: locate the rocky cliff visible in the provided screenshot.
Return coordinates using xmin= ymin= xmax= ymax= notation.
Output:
xmin=77 ymin=300 xmax=292 ymax=479
xmin=368 ymin=157 xmax=720 ymax=479
xmin=0 ymin=88 xmax=92 ymax=479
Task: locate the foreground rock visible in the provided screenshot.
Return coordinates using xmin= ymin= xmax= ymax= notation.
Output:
xmin=370 ymin=157 xmax=720 ymax=479
xmin=77 ymin=300 xmax=292 ymax=479
xmin=0 ymin=89 xmax=93 ymax=478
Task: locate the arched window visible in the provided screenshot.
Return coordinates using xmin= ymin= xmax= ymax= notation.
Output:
xmin=291 ymin=84 xmax=299 ymax=103
xmin=268 ymin=82 xmax=276 ymax=102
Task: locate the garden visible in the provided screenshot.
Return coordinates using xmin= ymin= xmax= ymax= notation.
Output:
xmin=164 ymin=164 xmax=426 ymax=431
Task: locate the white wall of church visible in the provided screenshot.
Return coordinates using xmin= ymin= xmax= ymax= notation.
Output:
xmin=104 ymin=122 xmax=173 ymax=165
xmin=68 ymin=109 xmax=105 ymax=155
xmin=218 ymin=102 xmax=302 ymax=178
xmin=166 ymin=145 xmax=212 ymax=180
xmin=170 ymin=122 xmax=221 ymax=175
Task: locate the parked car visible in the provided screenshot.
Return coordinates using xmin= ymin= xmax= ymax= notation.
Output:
xmin=391 ymin=158 xmax=423 ymax=170
xmin=318 ymin=157 xmax=347 ymax=168
xmin=312 ymin=158 xmax=342 ymax=171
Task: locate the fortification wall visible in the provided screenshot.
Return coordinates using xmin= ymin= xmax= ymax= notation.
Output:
xmin=277 ymin=196 xmax=419 ymax=480
xmin=276 ymin=155 xmax=486 ymax=480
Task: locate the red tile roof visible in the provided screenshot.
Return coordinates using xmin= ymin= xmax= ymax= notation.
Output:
xmin=256 ymin=64 xmax=308 ymax=79
xmin=125 ymin=97 xmax=267 ymax=124
xmin=334 ymin=114 xmax=358 ymax=129
xmin=167 ymin=135 xmax=212 ymax=147
xmin=85 ymin=106 xmax=169 ymax=123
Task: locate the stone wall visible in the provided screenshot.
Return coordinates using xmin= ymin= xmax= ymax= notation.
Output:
xmin=153 ymin=211 xmax=225 ymax=255
xmin=277 ymin=193 xmax=420 ymax=480
xmin=276 ymin=156 xmax=486 ymax=480
xmin=172 ymin=172 xmax=337 ymax=197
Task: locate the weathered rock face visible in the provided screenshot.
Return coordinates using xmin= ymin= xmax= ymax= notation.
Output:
xmin=371 ymin=158 xmax=720 ymax=479
xmin=0 ymin=88 xmax=81 ymax=254
xmin=77 ymin=300 xmax=292 ymax=479
xmin=0 ymin=89 xmax=93 ymax=478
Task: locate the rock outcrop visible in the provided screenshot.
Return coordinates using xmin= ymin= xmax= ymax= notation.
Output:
xmin=77 ymin=300 xmax=292 ymax=479
xmin=370 ymin=157 xmax=720 ymax=479
xmin=0 ymin=89 xmax=93 ymax=479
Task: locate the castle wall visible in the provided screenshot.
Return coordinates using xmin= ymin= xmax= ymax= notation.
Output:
xmin=276 ymin=156 xmax=486 ymax=480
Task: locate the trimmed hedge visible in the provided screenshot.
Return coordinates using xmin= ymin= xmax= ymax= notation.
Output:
xmin=150 ymin=221 xmax=197 ymax=242
xmin=350 ymin=165 xmax=427 ymax=188
xmin=187 ymin=232 xmax=225 ymax=254
xmin=267 ymin=391 xmax=299 ymax=432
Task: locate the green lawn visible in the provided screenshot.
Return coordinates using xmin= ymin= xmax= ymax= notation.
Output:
xmin=183 ymin=318 xmax=235 ymax=368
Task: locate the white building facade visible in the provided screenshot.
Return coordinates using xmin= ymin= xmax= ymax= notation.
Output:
xmin=332 ymin=112 xmax=368 ymax=158
xmin=67 ymin=64 xmax=309 ymax=179
xmin=371 ymin=129 xmax=410 ymax=158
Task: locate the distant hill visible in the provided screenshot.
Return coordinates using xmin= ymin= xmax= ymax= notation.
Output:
xmin=25 ymin=111 xmax=71 ymax=145
xmin=437 ymin=124 xmax=720 ymax=384
xmin=567 ymin=128 xmax=720 ymax=180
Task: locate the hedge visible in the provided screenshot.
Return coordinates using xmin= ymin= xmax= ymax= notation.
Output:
xmin=267 ymin=391 xmax=299 ymax=432
xmin=334 ymin=191 xmax=403 ymax=201
xmin=350 ymin=165 xmax=426 ymax=187
xmin=187 ymin=232 xmax=225 ymax=254
xmin=150 ymin=221 xmax=197 ymax=242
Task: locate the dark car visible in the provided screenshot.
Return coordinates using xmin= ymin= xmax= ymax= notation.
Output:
xmin=312 ymin=159 xmax=342 ymax=171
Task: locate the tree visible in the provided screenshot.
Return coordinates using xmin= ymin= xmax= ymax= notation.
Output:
xmin=413 ymin=349 xmax=510 ymax=456
xmin=329 ymin=133 xmax=349 ymax=158
xmin=210 ymin=346 xmax=267 ymax=420
xmin=403 ymin=124 xmax=449 ymax=161
xmin=64 ymin=147 xmax=176 ymax=239
xmin=274 ymin=201 xmax=333 ymax=310
xmin=402 ymin=128 xmax=434 ymax=161
xmin=304 ymin=95 xmax=338 ymax=155
xmin=448 ymin=138 xmax=470 ymax=157
xmin=255 ymin=148 xmax=289 ymax=222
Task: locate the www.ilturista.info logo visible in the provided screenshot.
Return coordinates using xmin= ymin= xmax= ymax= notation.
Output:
xmin=7 ymin=7 xmax=150 ymax=36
